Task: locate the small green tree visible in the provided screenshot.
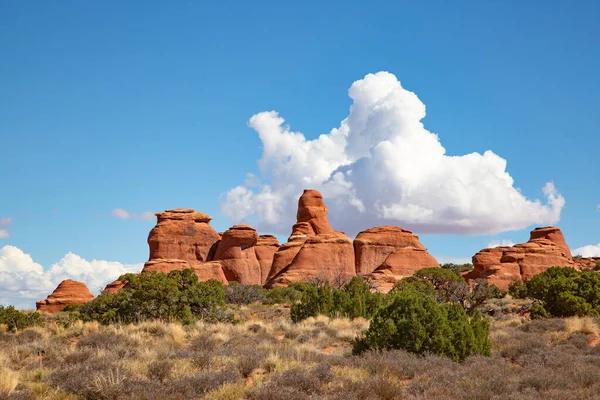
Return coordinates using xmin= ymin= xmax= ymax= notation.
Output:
xmin=353 ymin=288 xmax=491 ymax=362
xmin=525 ymin=267 xmax=600 ymax=318
xmin=0 ymin=306 xmax=42 ymax=332
xmin=77 ymin=269 xmax=230 ymax=324
xmin=508 ymin=279 xmax=528 ymax=299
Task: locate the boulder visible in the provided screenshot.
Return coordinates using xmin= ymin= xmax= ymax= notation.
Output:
xmin=466 ymin=226 xmax=576 ymax=290
xmin=36 ymin=280 xmax=94 ymax=313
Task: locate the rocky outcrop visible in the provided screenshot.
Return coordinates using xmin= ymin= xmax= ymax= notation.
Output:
xmin=255 ymin=235 xmax=280 ymax=284
xmin=141 ymin=208 xmax=231 ymax=284
xmin=103 ymin=278 xmax=129 ymax=294
xmin=140 ymin=209 xmax=279 ymax=286
xmin=147 ymin=208 xmax=221 ymax=262
xmin=212 ymin=225 xmax=264 ymax=285
xmin=354 ymin=226 xmax=439 ymax=292
xmin=466 ymin=227 xmax=578 ymax=290
xmin=354 ymin=226 xmax=434 ymax=275
xmin=36 ymin=280 xmax=94 ymax=313
xmin=266 ymin=190 xmax=355 ymax=287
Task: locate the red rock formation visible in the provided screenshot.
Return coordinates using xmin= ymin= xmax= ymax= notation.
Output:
xmin=36 ymin=280 xmax=94 ymax=313
xmin=354 ymin=226 xmax=432 ymax=275
xmin=147 ymin=208 xmax=221 ymax=263
xmin=255 ymin=235 xmax=280 ymax=284
xmin=266 ymin=190 xmax=355 ymax=287
xmin=103 ymin=278 xmax=129 ymax=294
xmin=296 ymin=190 xmax=334 ymax=235
xmin=141 ymin=208 xmax=225 ymax=282
xmin=466 ymin=226 xmax=577 ymax=290
xmin=212 ymin=224 xmax=261 ymax=285
xmin=357 ymin=227 xmax=439 ymax=292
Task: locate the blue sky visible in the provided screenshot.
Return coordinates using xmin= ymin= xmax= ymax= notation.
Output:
xmin=1 ymin=1 xmax=599 ymax=307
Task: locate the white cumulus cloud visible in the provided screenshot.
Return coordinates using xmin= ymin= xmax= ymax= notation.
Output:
xmin=220 ymin=71 xmax=565 ymax=236
xmin=112 ymin=209 xmax=155 ymax=221
xmin=487 ymin=239 xmax=515 ymax=248
xmin=573 ymin=243 xmax=600 ymax=258
xmin=0 ymin=245 xmax=142 ymax=309
xmin=0 ymin=217 xmax=12 ymax=239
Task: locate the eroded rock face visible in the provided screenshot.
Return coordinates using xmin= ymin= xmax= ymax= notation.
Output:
xmin=103 ymin=278 xmax=129 ymax=294
xmin=255 ymin=235 xmax=280 ymax=284
xmin=147 ymin=208 xmax=221 ymax=263
xmin=212 ymin=224 xmax=261 ymax=285
xmin=296 ymin=190 xmax=334 ymax=235
xmin=266 ymin=190 xmax=355 ymax=287
xmin=466 ymin=227 xmax=577 ymax=290
xmin=354 ymin=226 xmax=430 ymax=275
xmin=141 ymin=208 xmax=225 ymax=281
xmin=36 ymin=280 xmax=94 ymax=313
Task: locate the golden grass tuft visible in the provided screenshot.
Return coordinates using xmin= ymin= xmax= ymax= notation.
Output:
xmin=0 ymin=367 xmax=19 ymax=394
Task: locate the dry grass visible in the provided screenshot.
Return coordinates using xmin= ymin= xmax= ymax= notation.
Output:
xmin=2 ymin=305 xmax=600 ymax=399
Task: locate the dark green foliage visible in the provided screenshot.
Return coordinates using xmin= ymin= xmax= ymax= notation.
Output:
xmin=353 ymin=288 xmax=491 ymax=362
xmin=594 ymin=262 xmax=600 ymax=272
xmin=224 ymin=282 xmax=266 ymax=304
xmin=290 ymin=276 xmax=383 ymax=322
xmin=400 ymin=267 xmax=501 ymax=314
xmin=262 ymin=286 xmax=303 ymax=305
xmin=508 ymin=279 xmax=528 ymax=299
xmin=77 ymin=269 xmax=231 ymax=324
xmin=525 ymin=267 xmax=600 ymax=318
xmin=441 ymin=262 xmax=474 ymax=274
xmin=0 ymin=305 xmax=42 ymax=332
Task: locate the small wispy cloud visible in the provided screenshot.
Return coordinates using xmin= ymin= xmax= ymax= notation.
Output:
xmin=111 ymin=209 xmax=155 ymax=221
xmin=0 ymin=217 xmax=13 ymax=239
xmin=487 ymin=239 xmax=515 ymax=248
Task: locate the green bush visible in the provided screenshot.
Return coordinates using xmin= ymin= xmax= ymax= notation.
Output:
xmin=263 ymin=286 xmax=303 ymax=305
xmin=353 ymin=288 xmax=491 ymax=362
xmin=0 ymin=305 xmax=42 ymax=332
xmin=290 ymin=276 xmax=383 ymax=322
xmin=77 ymin=269 xmax=231 ymax=324
xmin=508 ymin=280 xmax=528 ymax=299
xmin=524 ymin=267 xmax=600 ymax=318
xmin=593 ymin=262 xmax=600 ymax=272
xmin=440 ymin=263 xmax=474 ymax=274
xmin=224 ymin=282 xmax=266 ymax=304
xmin=399 ymin=267 xmax=501 ymax=314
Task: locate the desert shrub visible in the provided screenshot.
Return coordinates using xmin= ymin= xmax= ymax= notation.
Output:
xmin=395 ymin=268 xmax=502 ymax=314
xmin=0 ymin=306 xmax=42 ymax=332
xmin=77 ymin=269 xmax=231 ymax=324
xmin=224 ymin=282 xmax=266 ymax=304
xmin=525 ymin=267 xmax=600 ymax=318
xmin=290 ymin=276 xmax=383 ymax=322
xmin=147 ymin=359 xmax=172 ymax=383
xmin=263 ymin=286 xmax=303 ymax=305
xmin=353 ymin=288 xmax=491 ymax=362
xmin=508 ymin=279 xmax=529 ymax=299
xmin=441 ymin=262 xmax=474 ymax=274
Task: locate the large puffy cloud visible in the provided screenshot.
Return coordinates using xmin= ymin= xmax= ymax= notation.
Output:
xmin=0 ymin=245 xmax=142 ymax=309
xmin=573 ymin=243 xmax=600 ymax=257
xmin=221 ymin=71 xmax=564 ymax=236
